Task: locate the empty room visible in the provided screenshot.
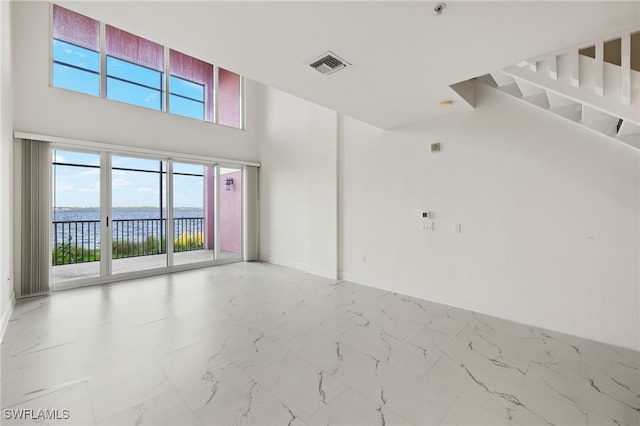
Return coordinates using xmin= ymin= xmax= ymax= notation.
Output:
xmin=0 ymin=1 xmax=639 ymax=425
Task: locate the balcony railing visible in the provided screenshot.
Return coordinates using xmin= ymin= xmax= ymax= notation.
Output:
xmin=52 ymin=217 xmax=205 ymax=266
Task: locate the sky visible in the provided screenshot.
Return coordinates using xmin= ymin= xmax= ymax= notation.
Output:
xmin=53 ymin=39 xmax=205 ymax=119
xmin=53 ymin=150 xmax=207 ymax=208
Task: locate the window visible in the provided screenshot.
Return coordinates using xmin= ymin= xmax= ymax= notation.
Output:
xmin=169 ymin=49 xmax=213 ymax=121
xmin=51 ymin=5 xmax=244 ymax=129
xmin=51 ymin=150 xmax=243 ymax=285
xmin=52 ymin=5 xmax=100 ymax=96
xmin=106 ymin=26 xmax=164 ymax=111
xmin=170 ymin=76 xmax=204 ymax=120
xmin=218 ymin=68 xmax=242 ymax=128
xmin=51 ymin=149 xmax=101 ymax=281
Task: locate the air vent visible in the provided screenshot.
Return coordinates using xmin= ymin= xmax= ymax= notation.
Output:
xmin=308 ymin=51 xmax=350 ymax=75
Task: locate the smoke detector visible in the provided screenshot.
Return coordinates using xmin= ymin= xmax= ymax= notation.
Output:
xmin=308 ymin=51 xmax=350 ymax=76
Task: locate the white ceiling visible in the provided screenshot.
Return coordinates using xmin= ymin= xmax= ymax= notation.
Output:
xmin=58 ymin=1 xmax=640 ymax=129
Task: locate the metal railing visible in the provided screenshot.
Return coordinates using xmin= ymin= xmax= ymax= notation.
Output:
xmin=52 ymin=217 xmax=205 ymax=265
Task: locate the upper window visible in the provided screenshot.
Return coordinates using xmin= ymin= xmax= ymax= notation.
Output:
xmin=51 ymin=5 xmax=244 ymax=129
xmin=52 ymin=6 xmax=100 ymax=96
xmin=218 ymin=68 xmax=241 ymax=128
xmin=106 ymin=26 xmax=164 ymax=111
xmin=169 ymin=49 xmax=213 ymax=121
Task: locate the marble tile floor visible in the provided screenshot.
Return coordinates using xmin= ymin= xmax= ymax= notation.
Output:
xmin=1 ymin=262 xmax=638 ymax=426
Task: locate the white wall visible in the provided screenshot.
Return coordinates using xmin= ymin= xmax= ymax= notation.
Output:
xmin=339 ymin=83 xmax=639 ymax=350
xmin=12 ymin=1 xmax=259 ymax=163
xmin=258 ymin=80 xmax=639 ymax=349
xmin=258 ymin=86 xmax=337 ymax=278
xmin=0 ymin=0 xmax=15 ymax=336
xmin=10 ymin=1 xmax=261 ymax=297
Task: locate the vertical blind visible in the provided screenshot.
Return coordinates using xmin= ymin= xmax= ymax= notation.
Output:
xmin=243 ymin=165 xmax=259 ymax=261
xmin=20 ymin=139 xmax=52 ymax=297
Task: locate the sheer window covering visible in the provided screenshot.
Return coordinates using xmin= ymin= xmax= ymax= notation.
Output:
xmin=243 ymin=165 xmax=259 ymax=261
xmin=20 ymin=139 xmax=52 ymax=297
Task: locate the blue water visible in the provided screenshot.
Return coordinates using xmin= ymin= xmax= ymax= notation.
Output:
xmin=52 ymin=208 xmax=205 ymax=248
xmin=53 ymin=207 xmax=203 ymax=222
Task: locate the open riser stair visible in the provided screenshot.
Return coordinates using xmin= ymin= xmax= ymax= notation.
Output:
xmin=463 ymin=28 xmax=640 ymax=150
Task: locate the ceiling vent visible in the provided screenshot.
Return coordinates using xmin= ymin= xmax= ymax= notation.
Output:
xmin=308 ymin=51 xmax=350 ymax=76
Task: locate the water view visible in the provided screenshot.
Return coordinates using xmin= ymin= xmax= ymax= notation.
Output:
xmin=52 ymin=207 xmax=207 ymax=265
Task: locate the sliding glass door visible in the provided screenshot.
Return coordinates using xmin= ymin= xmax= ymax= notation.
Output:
xmin=52 ymin=149 xmax=245 ymax=288
xmin=172 ymin=162 xmax=214 ymax=266
xmin=52 ymin=149 xmax=102 ymax=282
xmin=111 ymin=155 xmax=168 ymax=274
xmin=218 ymin=166 xmax=243 ymax=261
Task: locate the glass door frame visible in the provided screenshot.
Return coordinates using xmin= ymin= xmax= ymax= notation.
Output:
xmin=216 ymin=163 xmax=244 ymax=262
xmin=52 ymin=146 xmax=244 ymax=291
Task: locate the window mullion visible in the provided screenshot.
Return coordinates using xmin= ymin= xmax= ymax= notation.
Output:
xmin=239 ymin=76 xmax=245 ymax=130
xmin=100 ymin=22 xmax=106 ymax=98
xmin=213 ymin=66 xmax=219 ymax=124
xmin=164 ymin=46 xmax=170 ymax=113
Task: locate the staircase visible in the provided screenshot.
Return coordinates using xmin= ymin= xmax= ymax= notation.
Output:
xmin=470 ymin=28 xmax=640 ymax=149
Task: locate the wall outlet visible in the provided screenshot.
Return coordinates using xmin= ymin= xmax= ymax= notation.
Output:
xmin=362 ymin=254 xmax=367 ymax=263
xmin=453 ymin=223 xmax=462 ymax=233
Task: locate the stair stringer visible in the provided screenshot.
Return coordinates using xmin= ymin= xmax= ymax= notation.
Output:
xmin=475 ymin=72 xmax=640 ymax=150
xmin=503 ymin=56 xmax=639 ymax=126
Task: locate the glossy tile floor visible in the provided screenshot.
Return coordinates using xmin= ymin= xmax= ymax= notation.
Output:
xmin=2 ymin=262 xmax=638 ymax=425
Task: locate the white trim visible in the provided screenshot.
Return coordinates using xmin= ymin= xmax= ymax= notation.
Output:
xmin=214 ymin=166 xmax=221 ymax=260
xmin=100 ymin=22 xmax=106 ymax=97
xmin=240 ymin=76 xmax=245 ymax=130
xmin=163 ymin=45 xmax=170 ymax=113
xmin=213 ymin=66 xmax=219 ymax=124
xmin=166 ymin=160 xmax=174 ymax=267
xmin=101 ymin=151 xmax=112 ymax=278
xmin=14 ymin=131 xmax=261 ymax=168
xmin=1 ymin=292 xmax=15 ymax=342
xmin=48 ymin=3 xmax=53 ymax=88
xmin=259 ymin=257 xmax=337 ymax=281
xmin=305 ymin=265 xmax=337 ymax=280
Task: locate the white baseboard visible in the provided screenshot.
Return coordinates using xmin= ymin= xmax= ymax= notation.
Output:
xmin=258 ymin=256 xmax=308 ymax=274
xmin=1 ymin=291 xmax=15 ymax=342
xmin=304 ymin=265 xmax=337 ymax=280
xmin=260 ymin=256 xmax=337 ymax=281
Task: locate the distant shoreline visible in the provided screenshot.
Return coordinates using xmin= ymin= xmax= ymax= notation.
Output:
xmin=54 ymin=206 xmax=201 ymax=210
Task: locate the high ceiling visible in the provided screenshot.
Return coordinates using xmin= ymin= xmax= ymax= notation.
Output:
xmin=58 ymin=1 xmax=640 ymax=129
